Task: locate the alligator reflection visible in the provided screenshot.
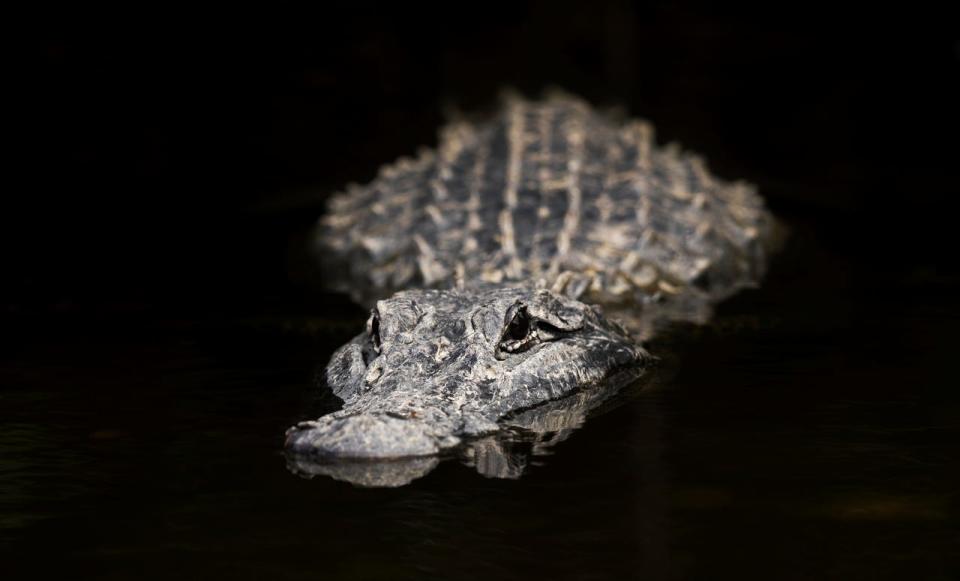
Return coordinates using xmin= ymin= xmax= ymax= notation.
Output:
xmin=285 ymin=371 xmax=654 ymax=487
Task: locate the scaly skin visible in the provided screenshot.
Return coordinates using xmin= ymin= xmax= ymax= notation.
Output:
xmin=286 ymin=286 xmax=648 ymax=460
xmin=286 ymin=92 xmax=772 ymax=479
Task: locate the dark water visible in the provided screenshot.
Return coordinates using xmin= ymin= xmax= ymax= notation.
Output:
xmin=2 ymin=220 xmax=957 ymax=580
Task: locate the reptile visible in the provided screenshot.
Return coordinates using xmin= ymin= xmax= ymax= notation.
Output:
xmin=285 ymin=92 xmax=773 ymax=483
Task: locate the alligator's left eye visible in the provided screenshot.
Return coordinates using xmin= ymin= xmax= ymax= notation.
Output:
xmin=497 ymin=303 xmax=566 ymax=358
xmin=505 ymin=306 xmax=530 ymax=342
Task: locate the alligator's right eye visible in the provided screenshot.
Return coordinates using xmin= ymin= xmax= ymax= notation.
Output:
xmin=368 ymin=310 xmax=382 ymax=353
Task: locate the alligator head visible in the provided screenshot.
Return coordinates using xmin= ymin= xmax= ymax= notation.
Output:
xmin=285 ymin=285 xmax=648 ymax=461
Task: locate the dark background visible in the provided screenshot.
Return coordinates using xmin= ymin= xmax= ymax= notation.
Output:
xmin=11 ymin=2 xmax=960 ymax=320
xmin=5 ymin=3 xmax=960 ymax=579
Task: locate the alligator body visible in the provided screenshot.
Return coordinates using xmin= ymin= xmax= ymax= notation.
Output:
xmin=285 ymin=93 xmax=773 ymax=485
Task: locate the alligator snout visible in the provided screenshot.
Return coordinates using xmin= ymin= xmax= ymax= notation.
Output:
xmin=285 ymin=413 xmax=442 ymax=459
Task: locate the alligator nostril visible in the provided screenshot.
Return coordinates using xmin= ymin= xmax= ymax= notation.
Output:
xmin=434 ymin=336 xmax=452 ymax=362
xmin=365 ymin=362 xmax=384 ymax=384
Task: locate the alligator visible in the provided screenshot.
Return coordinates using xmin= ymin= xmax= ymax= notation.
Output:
xmin=285 ymin=92 xmax=773 ymax=485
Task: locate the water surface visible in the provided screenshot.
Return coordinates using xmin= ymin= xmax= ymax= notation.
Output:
xmin=2 ymin=223 xmax=957 ymax=580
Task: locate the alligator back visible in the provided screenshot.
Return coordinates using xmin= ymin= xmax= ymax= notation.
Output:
xmin=317 ymin=93 xmax=772 ymax=320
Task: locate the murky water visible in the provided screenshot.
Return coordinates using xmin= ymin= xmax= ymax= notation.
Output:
xmin=2 ymin=221 xmax=957 ymax=580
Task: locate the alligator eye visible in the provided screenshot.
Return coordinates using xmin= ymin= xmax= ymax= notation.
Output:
xmin=368 ymin=310 xmax=382 ymax=353
xmin=506 ymin=307 xmax=530 ymax=341
xmin=498 ymin=305 xmax=537 ymax=356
